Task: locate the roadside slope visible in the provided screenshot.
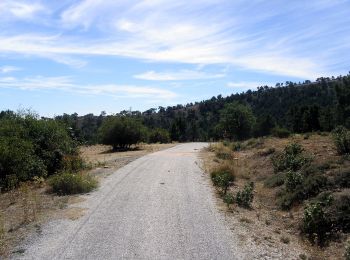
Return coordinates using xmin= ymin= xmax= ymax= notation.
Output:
xmin=13 ymin=143 xmax=244 ymax=259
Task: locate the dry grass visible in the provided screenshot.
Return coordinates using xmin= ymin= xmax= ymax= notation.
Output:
xmin=0 ymin=211 xmax=7 ymax=257
xmin=203 ymin=134 xmax=350 ymax=260
xmin=0 ymin=142 xmax=177 ymax=258
xmin=80 ymin=143 xmax=176 ymax=166
xmin=0 ymin=182 xmax=72 ymax=258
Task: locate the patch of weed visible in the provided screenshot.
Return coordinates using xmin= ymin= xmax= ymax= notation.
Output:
xmin=49 ymin=173 xmax=97 ymax=195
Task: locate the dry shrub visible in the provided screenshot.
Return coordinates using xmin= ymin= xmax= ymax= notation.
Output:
xmin=49 ymin=173 xmax=97 ymax=196
xmin=19 ymin=182 xmax=38 ymax=224
xmin=209 ymin=143 xmax=235 ymax=160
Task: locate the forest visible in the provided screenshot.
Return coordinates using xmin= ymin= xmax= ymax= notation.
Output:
xmin=51 ymin=73 xmax=350 ymax=144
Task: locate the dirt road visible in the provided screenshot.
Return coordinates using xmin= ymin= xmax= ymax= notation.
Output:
xmin=13 ymin=143 xmax=245 ymax=260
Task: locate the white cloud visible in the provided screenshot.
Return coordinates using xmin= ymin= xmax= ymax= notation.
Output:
xmin=0 ymin=1 xmax=46 ymax=20
xmin=0 ymin=32 xmax=328 ymax=79
xmin=134 ymin=70 xmax=225 ymax=81
xmin=61 ymin=0 xmax=126 ymax=29
xmin=0 ymin=0 xmax=349 ymax=79
xmin=0 ymin=66 xmax=21 ymax=73
xmin=0 ymin=76 xmax=177 ymax=100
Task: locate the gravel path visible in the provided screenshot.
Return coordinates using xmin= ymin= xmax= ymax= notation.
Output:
xmin=13 ymin=143 xmax=246 ymax=260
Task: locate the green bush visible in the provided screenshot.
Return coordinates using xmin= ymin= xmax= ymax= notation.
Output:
xmin=0 ymin=136 xmax=46 ymax=188
xmin=302 ymin=201 xmax=332 ymax=245
xmin=149 ymin=128 xmax=171 ymax=143
xmin=223 ymin=193 xmax=235 ymax=208
xmin=25 ymin=118 xmax=79 ymax=174
xmin=332 ymin=126 xmax=350 ymax=155
xmin=278 ymin=172 xmax=328 ymax=210
xmin=0 ymin=112 xmax=80 ymax=190
xmin=3 ymin=174 xmax=19 ymax=191
xmin=325 ymin=192 xmax=350 ymax=233
xmin=332 ymin=168 xmax=350 ymax=188
xmin=236 ymin=182 xmax=254 ymax=208
xmin=49 ymin=173 xmax=97 ymax=195
xmin=62 ymin=155 xmax=86 ymax=173
xmin=271 ymin=143 xmax=311 ymax=173
xmin=99 ymin=116 xmax=147 ymax=149
xmin=211 ymin=165 xmax=235 ymax=195
xmin=285 ymin=171 xmax=304 ymax=192
xmin=264 ymin=173 xmax=285 ymax=188
xmin=271 ymin=127 xmax=291 ymax=138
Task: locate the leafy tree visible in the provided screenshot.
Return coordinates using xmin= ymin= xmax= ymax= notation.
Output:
xmin=288 ymin=105 xmax=321 ymax=133
xmin=218 ymin=103 xmax=256 ymax=140
xmin=0 ymin=111 xmax=79 ymax=188
xmin=99 ymin=116 xmax=147 ymax=149
xmin=0 ymin=136 xmax=46 ymax=186
xmin=149 ymin=128 xmax=171 ymax=143
xmin=254 ymin=114 xmax=276 ymax=137
xmin=335 ymin=78 xmax=350 ymax=128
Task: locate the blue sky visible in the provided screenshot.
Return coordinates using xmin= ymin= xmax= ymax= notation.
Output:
xmin=0 ymin=0 xmax=349 ymax=116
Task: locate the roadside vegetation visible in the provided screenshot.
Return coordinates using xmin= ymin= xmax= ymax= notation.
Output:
xmin=48 ymin=173 xmax=97 ymax=196
xmin=0 ymin=110 xmax=88 ymax=190
xmin=0 ymin=110 xmax=174 ymax=257
xmin=0 ymin=111 xmax=96 ymax=256
xmin=0 ymin=73 xmax=349 ymax=257
xmin=207 ymin=142 xmax=255 ymax=209
xmin=205 ymin=130 xmax=350 ymax=259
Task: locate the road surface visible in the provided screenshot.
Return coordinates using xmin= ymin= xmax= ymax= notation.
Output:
xmin=14 ymin=143 xmax=244 ymax=260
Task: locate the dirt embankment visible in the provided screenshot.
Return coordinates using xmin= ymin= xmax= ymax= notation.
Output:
xmin=202 ymin=134 xmax=349 ymax=260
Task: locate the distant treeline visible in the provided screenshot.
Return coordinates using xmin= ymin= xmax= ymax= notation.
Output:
xmin=51 ymin=73 xmax=350 ymax=143
xmin=1 ymin=74 xmax=349 ymax=188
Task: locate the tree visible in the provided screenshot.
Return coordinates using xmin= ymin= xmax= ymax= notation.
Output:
xmin=99 ymin=116 xmax=147 ymax=149
xmin=287 ymin=105 xmax=321 ymax=133
xmin=0 ymin=111 xmax=78 ymax=188
xmin=218 ymin=103 xmax=256 ymax=140
xmin=254 ymin=114 xmax=276 ymax=137
xmin=149 ymin=128 xmax=170 ymax=143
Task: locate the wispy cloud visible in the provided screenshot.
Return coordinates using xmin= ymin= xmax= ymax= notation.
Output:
xmin=0 ymin=66 xmax=21 ymax=73
xmin=0 ymin=32 xmax=327 ymax=79
xmin=0 ymin=76 xmax=177 ymax=100
xmin=0 ymin=0 xmax=349 ymax=79
xmin=134 ymin=70 xmax=225 ymax=81
xmin=0 ymin=1 xmax=46 ymax=20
